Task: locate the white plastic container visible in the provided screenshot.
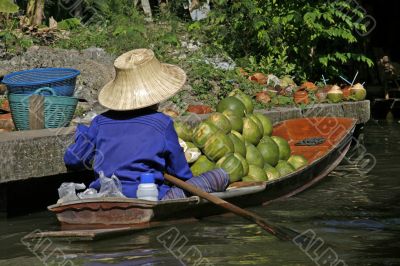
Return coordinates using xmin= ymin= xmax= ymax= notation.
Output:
xmin=136 ymin=173 xmax=159 ymax=201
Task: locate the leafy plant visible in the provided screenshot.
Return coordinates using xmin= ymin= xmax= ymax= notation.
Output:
xmin=57 ymin=18 xmax=82 ymax=30
xmin=0 ymin=11 xmax=30 ymax=57
xmin=193 ymin=0 xmax=373 ymax=81
xmin=0 ymin=0 xmax=19 ymax=13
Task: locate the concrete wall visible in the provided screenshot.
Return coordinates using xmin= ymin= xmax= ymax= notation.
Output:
xmin=0 ymin=101 xmax=370 ymax=184
xmin=0 ymin=127 xmax=75 ymax=184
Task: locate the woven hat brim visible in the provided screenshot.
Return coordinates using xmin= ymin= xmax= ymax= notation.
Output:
xmin=98 ymin=63 xmax=186 ymax=111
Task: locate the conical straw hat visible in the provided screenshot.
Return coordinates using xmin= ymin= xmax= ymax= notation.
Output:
xmin=98 ymin=49 xmax=186 ymax=111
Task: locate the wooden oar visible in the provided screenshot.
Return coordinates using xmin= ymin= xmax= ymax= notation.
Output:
xmin=164 ymin=174 xmax=305 ymax=241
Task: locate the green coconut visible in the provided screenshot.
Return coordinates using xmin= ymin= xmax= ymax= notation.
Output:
xmin=245 ymin=142 xmax=264 ymax=168
xmin=192 ymin=121 xmax=219 ymax=148
xmin=174 ymin=121 xmax=193 ymax=142
xmin=287 ymin=155 xmax=308 ymax=170
xmin=223 ymin=110 xmax=243 ymax=133
xmin=275 ymin=160 xmax=295 ymax=177
xmin=257 ymin=138 xmax=280 ymax=166
xmin=327 ymin=85 xmax=343 ymax=103
xmin=203 ymin=131 xmax=234 ymax=162
xmin=271 ymin=136 xmax=291 ymax=161
xmin=350 ymin=83 xmax=367 ymax=101
xmin=228 ymin=133 xmax=246 ymax=157
xmin=253 ymin=113 xmax=273 ymax=136
xmin=229 ymin=89 xmax=254 ymax=114
xmin=242 ymin=117 xmax=263 ymax=145
xmin=245 ymin=165 xmax=267 ymax=182
xmin=263 ymin=163 xmax=281 ymax=180
xmin=186 ymin=142 xmax=197 ymax=149
xmin=247 ymin=114 xmax=264 ymax=135
xmin=236 ymin=151 xmax=249 ymax=176
xmin=231 ymin=130 xmax=245 ymax=142
xmin=191 ymin=156 xmax=216 ymax=176
xmin=216 ymin=96 xmax=246 ymax=117
xmin=217 ymin=153 xmax=248 ymax=183
xmin=207 ymin=112 xmax=232 ymax=134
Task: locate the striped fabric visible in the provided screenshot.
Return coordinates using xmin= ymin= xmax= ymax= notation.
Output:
xmin=162 ymin=168 xmax=230 ymax=200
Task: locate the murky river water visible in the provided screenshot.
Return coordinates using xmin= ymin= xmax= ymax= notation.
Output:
xmin=1 ymin=119 xmax=400 ymax=266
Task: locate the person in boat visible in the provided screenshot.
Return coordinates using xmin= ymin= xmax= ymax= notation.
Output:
xmin=64 ymin=48 xmax=229 ymax=200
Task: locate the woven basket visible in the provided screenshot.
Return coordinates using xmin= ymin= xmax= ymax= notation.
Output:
xmin=8 ymin=87 xmax=78 ymax=130
xmin=2 ymin=68 xmax=80 ymax=96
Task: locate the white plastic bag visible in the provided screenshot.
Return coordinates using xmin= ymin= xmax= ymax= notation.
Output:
xmin=98 ymin=171 xmax=125 ymax=198
xmin=57 ymin=182 xmax=86 ymax=203
xmin=57 ymin=172 xmax=125 ymax=203
xmin=77 ymin=188 xmax=99 ymax=199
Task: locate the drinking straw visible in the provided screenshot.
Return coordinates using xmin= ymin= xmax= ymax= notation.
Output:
xmin=322 ymin=75 xmax=327 ymax=86
xmin=362 ymin=82 xmax=365 ymax=86
xmin=339 ymin=75 xmax=352 ymax=85
xmin=351 ymin=71 xmax=359 ymax=86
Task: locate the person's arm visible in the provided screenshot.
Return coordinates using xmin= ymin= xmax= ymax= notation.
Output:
xmin=64 ymin=120 xmax=99 ymax=171
xmin=164 ymin=121 xmax=193 ymax=180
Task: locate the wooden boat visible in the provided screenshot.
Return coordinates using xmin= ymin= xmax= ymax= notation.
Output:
xmin=27 ymin=117 xmax=356 ymax=241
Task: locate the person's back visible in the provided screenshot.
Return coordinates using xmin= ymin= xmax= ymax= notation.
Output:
xmin=94 ymin=110 xmax=171 ymax=184
xmin=64 ymin=48 xmax=229 ymax=201
xmin=65 ymin=108 xmax=194 ymax=199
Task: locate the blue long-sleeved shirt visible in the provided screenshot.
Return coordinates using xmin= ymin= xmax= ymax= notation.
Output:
xmin=64 ymin=109 xmax=193 ymax=199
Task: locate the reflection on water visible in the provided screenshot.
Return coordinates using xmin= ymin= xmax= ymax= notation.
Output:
xmin=1 ymin=120 xmax=400 ymax=266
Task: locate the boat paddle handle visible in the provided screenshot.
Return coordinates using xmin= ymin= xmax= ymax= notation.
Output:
xmin=164 ymin=173 xmax=303 ymax=241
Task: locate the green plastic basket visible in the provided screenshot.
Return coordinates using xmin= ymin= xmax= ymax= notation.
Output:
xmin=8 ymin=87 xmax=78 ymax=130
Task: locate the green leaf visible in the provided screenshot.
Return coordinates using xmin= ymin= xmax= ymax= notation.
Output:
xmin=188 ymin=21 xmax=201 ymax=31
xmin=58 ymin=18 xmax=82 ymax=30
xmin=161 ymin=33 xmax=179 ymax=45
xmin=112 ymin=26 xmax=127 ymax=36
xmin=334 ymin=52 xmax=349 ymax=63
xmin=319 ymin=57 xmax=329 ymax=66
xmin=0 ymin=0 xmax=19 ymax=13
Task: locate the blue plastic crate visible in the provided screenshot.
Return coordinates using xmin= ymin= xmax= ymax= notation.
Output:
xmin=2 ymin=68 xmax=80 ymax=96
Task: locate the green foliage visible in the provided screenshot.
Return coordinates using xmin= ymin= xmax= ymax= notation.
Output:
xmin=58 ymin=18 xmax=82 ymax=30
xmin=54 ymin=26 xmax=108 ymax=50
xmin=54 ymin=5 xmax=185 ymax=57
xmin=174 ymin=48 xmax=268 ymax=107
xmin=1 ymin=0 xmax=375 ymax=109
xmin=0 ymin=29 xmax=34 ymax=54
xmin=194 ymin=0 xmax=373 ymax=81
xmin=0 ymin=0 xmax=19 ymax=13
xmin=186 ymin=58 xmax=235 ymax=105
xmin=243 ymin=47 xmax=299 ymax=80
xmin=81 ymin=0 xmax=142 ymax=21
xmin=0 ymin=17 xmax=33 ymax=56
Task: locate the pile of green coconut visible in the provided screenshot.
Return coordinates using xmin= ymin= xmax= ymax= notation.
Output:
xmin=175 ymin=89 xmax=309 ymax=183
